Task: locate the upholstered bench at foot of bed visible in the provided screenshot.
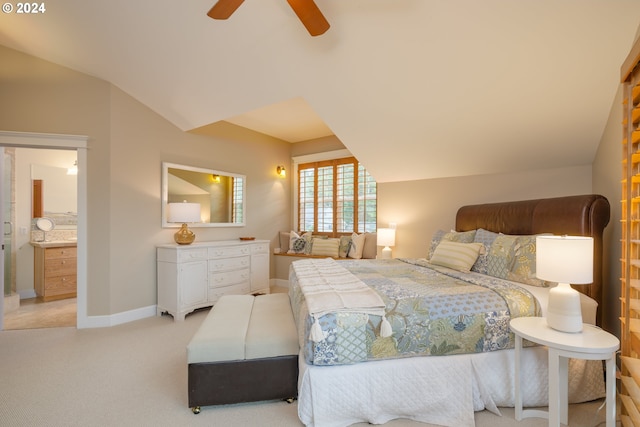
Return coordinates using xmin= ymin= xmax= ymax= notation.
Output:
xmin=186 ymin=293 xmax=299 ymax=414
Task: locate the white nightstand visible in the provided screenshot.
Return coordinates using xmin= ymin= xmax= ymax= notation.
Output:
xmin=510 ymin=316 xmax=619 ymax=427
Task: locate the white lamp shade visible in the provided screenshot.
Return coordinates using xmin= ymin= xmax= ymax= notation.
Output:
xmin=536 ymin=235 xmax=593 ymax=284
xmin=168 ymin=202 xmax=201 ymax=223
xmin=536 ymin=235 xmax=593 ymax=333
xmin=377 ymin=228 xmax=396 ymax=247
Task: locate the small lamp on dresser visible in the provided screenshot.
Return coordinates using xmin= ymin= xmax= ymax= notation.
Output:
xmin=377 ymin=228 xmax=396 ymax=259
xmin=535 ymin=235 xmax=593 ymax=333
xmin=168 ymin=201 xmax=201 ymax=245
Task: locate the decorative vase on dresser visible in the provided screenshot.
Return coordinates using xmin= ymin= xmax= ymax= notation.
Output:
xmin=156 ymin=239 xmax=270 ymax=321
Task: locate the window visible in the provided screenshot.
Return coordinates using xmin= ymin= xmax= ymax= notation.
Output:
xmin=298 ymin=156 xmax=376 ymax=236
xmin=231 ymin=177 xmax=244 ymax=224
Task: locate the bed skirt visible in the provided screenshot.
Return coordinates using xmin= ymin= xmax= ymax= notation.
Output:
xmin=297 ymin=346 xmax=605 ymax=427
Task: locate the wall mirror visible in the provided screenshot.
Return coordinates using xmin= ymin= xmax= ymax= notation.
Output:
xmin=31 ymin=164 xmax=78 ymax=229
xmin=161 ymin=162 xmax=245 ymax=228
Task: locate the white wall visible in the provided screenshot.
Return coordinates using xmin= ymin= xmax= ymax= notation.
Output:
xmin=377 ymin=165 xmax=592 ymax=258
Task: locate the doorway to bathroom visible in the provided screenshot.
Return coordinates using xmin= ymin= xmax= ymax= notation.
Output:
xmin=2 ymin=147 xmax=78 ymax=330
xmin=0 ymin=131 xmax=88 ymax=331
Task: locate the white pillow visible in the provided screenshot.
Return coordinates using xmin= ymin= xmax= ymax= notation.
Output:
xmin=288 ymin=231 xmax=311 ymax=254
xmin=429 ymin=241 xmax=484 ymax=272
xmin=311 ymin=238 xmax=340 ymax=258
xmin=348 ymin=233 xmax=366 ymax=259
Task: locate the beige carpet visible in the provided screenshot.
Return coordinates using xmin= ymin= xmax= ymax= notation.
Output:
xmin=0 ymin=307 xmax=610 ymax=427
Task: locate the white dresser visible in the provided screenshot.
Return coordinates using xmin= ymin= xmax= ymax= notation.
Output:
xmin=157 ymin=239 xmax=270 ymax=321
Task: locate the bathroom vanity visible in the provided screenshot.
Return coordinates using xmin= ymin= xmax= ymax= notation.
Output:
xmin=31 ymin=241 xmax=77 ymax=301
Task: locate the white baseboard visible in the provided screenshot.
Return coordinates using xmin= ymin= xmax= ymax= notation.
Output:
xmin=78 ymin=305 xmax=157 ymax=329
xmin=271 ymin=278 xmax=289 ymax=289
xmin=18 ymin=290 xmax=37 ymax=299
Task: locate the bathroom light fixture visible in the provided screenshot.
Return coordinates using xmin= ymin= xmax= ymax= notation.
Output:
xmin=377 ymin=228 xmax=396 ymax=259
xmin=536 ymin=235 xmax=593 ymax=333
xmin=167 ymin=201 xmax=201 ymax=245
xmin=67 ymin=160 xmax=78 ymax=175
xmin=277 ymin=166 xmax=286 ymax=178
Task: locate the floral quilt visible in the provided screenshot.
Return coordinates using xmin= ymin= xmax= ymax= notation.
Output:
xmin=289 ymin=258 xmax=541 ymax=366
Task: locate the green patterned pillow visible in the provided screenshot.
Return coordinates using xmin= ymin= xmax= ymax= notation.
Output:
xmin=471 ymin=228 xmax=499 ymax=274
xmin=507 ymin=235 xmax=551 ymax=287
xmin=429 ymin=241 xmax=484 ymax=272
xmin=486 ymin=234 xmax=518 ymax=279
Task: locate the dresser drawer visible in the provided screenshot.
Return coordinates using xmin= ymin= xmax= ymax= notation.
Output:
xmin=208 ymin=245 xmax=251 ymax=259
xmin=44 ymin=275 xmax=77 ymax=293
xmin=208 ymin=282 xmax=250 ymax=304
xmin=209 ymin=256 xmax=250 ymax=272
xmin=209 ymin=269 xmax=250 ymax=287
xmin=44 ymin=258 xmax=77 ymax=277
xmin=178 ymin=248 xmax=208 ymax=262
xmin=251 ymin=243 xmax=269 ymax=254
xmin=45 ymin=247 xmax=77 ymax=260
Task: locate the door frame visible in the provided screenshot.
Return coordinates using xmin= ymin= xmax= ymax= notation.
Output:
xmin=0 ymin=131 xmax=88 ymax=329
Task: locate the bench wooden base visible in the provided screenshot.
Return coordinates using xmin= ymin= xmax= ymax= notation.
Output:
xmin=188 ymin=355 xmax=298 ymax=412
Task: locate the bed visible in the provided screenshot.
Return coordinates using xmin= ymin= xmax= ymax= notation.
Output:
xmin=292 ymin=194 xmax=610 ymax=427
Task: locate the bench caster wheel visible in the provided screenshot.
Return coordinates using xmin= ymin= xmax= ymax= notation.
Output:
xmin=191 ymin=406 xmax=201 ymax=414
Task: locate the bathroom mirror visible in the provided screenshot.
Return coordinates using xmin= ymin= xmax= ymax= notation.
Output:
xmin=161 ymin=162 xmax=245 ymax=228
xmin=31 ymin=164 xmax=78 ymax=229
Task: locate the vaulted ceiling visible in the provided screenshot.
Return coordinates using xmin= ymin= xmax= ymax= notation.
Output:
xmin=1 ymin=1 xmax=639 ymax=182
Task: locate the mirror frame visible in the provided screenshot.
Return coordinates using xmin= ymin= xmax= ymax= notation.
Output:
xmin=161 ymin=162 xmax=246 ymax=228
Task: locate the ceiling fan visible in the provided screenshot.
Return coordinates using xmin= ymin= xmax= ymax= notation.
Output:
xmin=207 ymin=0 xmax=330 ymax=37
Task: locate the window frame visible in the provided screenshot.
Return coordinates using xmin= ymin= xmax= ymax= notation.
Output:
xmin=293 ymin=150 xmax=376 ymax=237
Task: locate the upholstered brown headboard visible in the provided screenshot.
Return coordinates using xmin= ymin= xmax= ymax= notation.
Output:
xmin=455 ymin=194 xmax=610 ymax=325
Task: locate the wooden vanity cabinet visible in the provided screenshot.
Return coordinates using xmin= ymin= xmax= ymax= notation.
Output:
xmin=33 ymin=244 xmax=77 ymax=301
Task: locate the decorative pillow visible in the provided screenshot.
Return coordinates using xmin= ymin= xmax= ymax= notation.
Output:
xmin=279 ymin=231 xmax=291 ymax=253
xmin=287 ymin=231 xmax=312 ymax=254
xmin=507 ymin=235 xmax=551 ymax=287
xmin=485 ymin=234 xmax=518 ymax=279
xmin=311 ymin=238 xmax=340 ymax=258
xmin=427 ymin=229 xmax=447 ymax=259
xmin=339 ymin=236 xmax=352 ymax=258
xmin=348 ymin=233 xmax=366 ymax=259
xmin=427 ymin=229 xmax=477 ymax=259
xmin=362 ymin=232 xmax=377 ymax=259
xmin=429 ymin=241 xmax=484 ymax=272
xmin=471 ymin=228 xmax=499 ymax=274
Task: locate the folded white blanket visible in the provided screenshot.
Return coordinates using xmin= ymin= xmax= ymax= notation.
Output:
xmin=291 ymin=258 xmax=391 ymax=342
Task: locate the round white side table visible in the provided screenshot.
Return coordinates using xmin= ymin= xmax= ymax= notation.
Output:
xmin=510 ymin=316 xmax=619 ymax=427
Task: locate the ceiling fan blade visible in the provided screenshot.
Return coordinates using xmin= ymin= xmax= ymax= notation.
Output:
xmin=286 ymin=0 xmax=330 ymax=36
xmin=207 ymin=0 xmax=244 ymax=20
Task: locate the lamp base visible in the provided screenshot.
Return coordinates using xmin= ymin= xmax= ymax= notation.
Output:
xmin=546 ymin=282 xmax=583 ymax=333
xmin=174 ymin=223 xmax=195 ymax=245
xmin=380 ymin=246 xmax=392 ymax=259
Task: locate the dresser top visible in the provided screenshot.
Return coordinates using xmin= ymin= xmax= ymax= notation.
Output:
xmin=30 ymin=240 xmax=77 ymax=248
xmin=157 ymin=239 xmax=269 ymax=249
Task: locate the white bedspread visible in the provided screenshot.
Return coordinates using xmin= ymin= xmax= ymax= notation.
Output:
xmin=291 ymin=258 xmax=386 ymax=318
xmin=298 ymin=346 xmax=605 ymax=427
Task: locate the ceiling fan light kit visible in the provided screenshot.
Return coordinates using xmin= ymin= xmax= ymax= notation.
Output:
xmin=208 ymin=0 xmax=330 ymax=36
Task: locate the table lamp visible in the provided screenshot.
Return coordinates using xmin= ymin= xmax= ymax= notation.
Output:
xmin=535 ymin=235 xmax=593 ymax=333
xmin=168 ymin=201 xmax=201 ymax=245
xmin=377 ymin=228 xmax=396 ymax=259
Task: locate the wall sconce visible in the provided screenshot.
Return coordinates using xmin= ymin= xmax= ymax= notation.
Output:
xmin=277 ymin=166 xmax=286 ymax=178
xmin=167 ymin=201 xmax=201 ymax=245
xmin=211 ymin=174 xmax=220 ymax=183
